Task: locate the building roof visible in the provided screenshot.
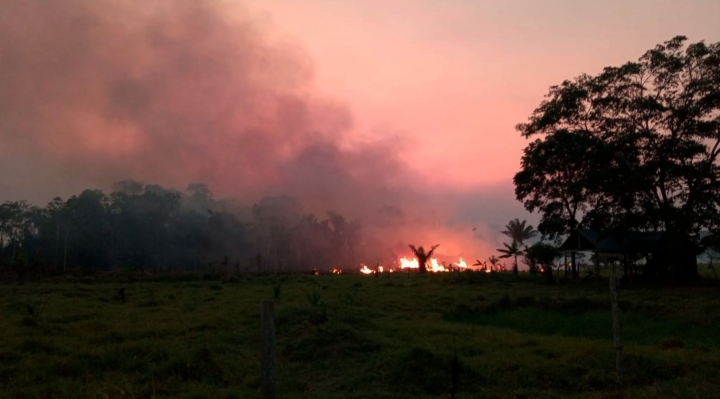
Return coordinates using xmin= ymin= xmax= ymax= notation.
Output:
xmin=558 ymin=229 xmax=666 ymax=254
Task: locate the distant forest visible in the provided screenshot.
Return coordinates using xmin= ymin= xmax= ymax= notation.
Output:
xmin=0 ymin=180 xmax=361 ymax=278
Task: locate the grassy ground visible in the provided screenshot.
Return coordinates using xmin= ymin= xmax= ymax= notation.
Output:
xmin=1 ymin=271 xmax=719 ymax=399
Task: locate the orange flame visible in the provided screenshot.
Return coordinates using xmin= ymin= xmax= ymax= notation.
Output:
xmin=399 ymin=257 xmax=419 ymax=269
xmin=332 ymin=268 xmax=342 ymax=274
xmin=454 ymin=258 xmax=468 ymax=269
xmin=364 ymin=256 xmax=472 ymax=274
xmin=428 ymin=258 xmax=446 ymax=272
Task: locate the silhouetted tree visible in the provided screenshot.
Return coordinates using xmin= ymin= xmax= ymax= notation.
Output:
xmin=409 ymin=244 xmax=439 ymax=274
xmin=0 ymin=181 xmax=364 ymax=279
xmin=524 ymin=242 xmax=561 ymax=283
xmin=473 ymin=259 xmax=486 ymax=271
xmin=0 ymin=201 xmax=30 ymax=272
xmin=252 ymin=196 xmax=302 ymax=270
xmin=516 ymin=36 xmax=720 ymax=281
xmin=501 ymin=218 xmax=537 ymax=247
xmin=65 ymin=190 xmax=112 ymax=270
xmin=488 ymin=255 xmax=499 ymax=272
xmin=44 ymin=197 xmax=67 ymax=270
xmin=497 ymin=241 xmax=522 ymax=275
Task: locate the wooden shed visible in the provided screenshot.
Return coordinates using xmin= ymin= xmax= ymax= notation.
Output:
xmin=558 ymin=229 xmax=697 ymax=280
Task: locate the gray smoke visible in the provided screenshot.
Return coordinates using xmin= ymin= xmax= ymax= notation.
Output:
xmin=0 ymin=0 xmax=521 ymax=265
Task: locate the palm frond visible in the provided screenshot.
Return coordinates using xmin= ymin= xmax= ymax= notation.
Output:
xmin=427 ymin=244 xmax=439 ymax=258
xmin=497 ymin=241 xmax=521 ymax=258
xmin=501 ymin=218 xmax=537 ymax=246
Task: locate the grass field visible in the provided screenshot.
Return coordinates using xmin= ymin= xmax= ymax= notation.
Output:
xmin=1 ymin=271 xmax=719 ymax=399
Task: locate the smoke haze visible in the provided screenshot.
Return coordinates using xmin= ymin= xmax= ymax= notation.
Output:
xmin=0 ymin=0 xmax=525 ymax=265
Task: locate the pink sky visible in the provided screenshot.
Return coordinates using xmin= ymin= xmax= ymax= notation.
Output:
xmin=245 ymin=0 xmax=720 ymax=188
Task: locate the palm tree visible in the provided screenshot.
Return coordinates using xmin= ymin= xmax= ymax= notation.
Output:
xmin=474 ymin=256 xmax=499 ymax=272
xmin=501 ymin=218 xmax=537 ymax=247
xmin=488 ymin=255 xmax=499 ymax=272
xmin=497 ymin=241 xmax=522 ymax=275
xmin=409 ymin=244 xmax=439 ymax=274
xmin=473 ymin=259 xmax=486 ymax=271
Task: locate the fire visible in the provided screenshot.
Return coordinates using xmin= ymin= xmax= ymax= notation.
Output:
xmin=399 ymin=257 xmax=419 ymax=269
xmin=332 ymin=268 xmax=342 ymax=274
xmin=362 ymin=256 xmax=471 ymax=274
xmin=428 ymin=258 xmax=446 ymax=272
xmin=359 ymin=264 xmax=394 ymax=274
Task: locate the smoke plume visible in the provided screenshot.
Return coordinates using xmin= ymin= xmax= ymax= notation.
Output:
xmin=0 ymin=0 xmax=507 ymax=265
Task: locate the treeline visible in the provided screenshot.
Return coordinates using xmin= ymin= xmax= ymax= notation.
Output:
xmin=0 ymin=180 xmax=361 ymax=279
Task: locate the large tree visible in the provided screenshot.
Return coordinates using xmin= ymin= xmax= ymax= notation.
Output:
xmin=515 ymin=36 xmax=720 ymax=280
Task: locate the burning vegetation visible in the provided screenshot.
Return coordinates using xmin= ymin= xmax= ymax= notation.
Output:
xmin=358 ymin=244 xmax=470 ymax=274
xmin=0 ymin=179 xmax=495 ymax=280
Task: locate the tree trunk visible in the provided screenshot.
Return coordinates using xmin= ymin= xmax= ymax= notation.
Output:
xmin=110 ymin=223 xmax=115 ymax=270
xmin=571 ymin=251 xmax=578 ymax=279
xmin=673 ymin=247 xmax=698 ymax=282
xmin=418 ymin=257 xmax=427 ymax=273
xmin=543 ymin=263 xmax=554 ymax=283
xmin=595 ymin=251 xmax=600 ymax=280
xmin=623 ymin=254 xmax=631 ymax=281
xmin=54 ymin=223 xmax=60 ymax=270
xmin=709 ymin=259 xmax=718 ymax=281
xmin=10 ymin=234 xmax=17 ymax=268
xmin=63 ymin=224 xmax=69 ymax=273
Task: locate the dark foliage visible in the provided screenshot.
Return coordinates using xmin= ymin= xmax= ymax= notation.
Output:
xmin=515 ymin=36 xmax=720 ymax=280
xmin=524 ymin=242 xmax=561 ymax=282
xmin=0 ymin=180 xmax=362 ymax=278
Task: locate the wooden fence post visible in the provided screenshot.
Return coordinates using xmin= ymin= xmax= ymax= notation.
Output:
xmin=261 ymin=300 xmax=275 ymax=399
xmin=609 ymin=266 xmax=623 ymax=398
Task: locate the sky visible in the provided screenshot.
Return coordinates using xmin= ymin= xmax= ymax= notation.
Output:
xmin=244 ymin=0 xmax=720 ymax=187
xmin=1 ymin=0 xmax=719 ymax=262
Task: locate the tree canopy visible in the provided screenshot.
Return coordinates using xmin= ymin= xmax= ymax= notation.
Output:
xmin=0 ymin=181 xmax=363 ymax=278
xmin=515 ymin=36 xmax=720 ymax=274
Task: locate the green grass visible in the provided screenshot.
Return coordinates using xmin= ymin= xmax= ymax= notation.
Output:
xmin=1 ymin=271 xmax=719 ymax=398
